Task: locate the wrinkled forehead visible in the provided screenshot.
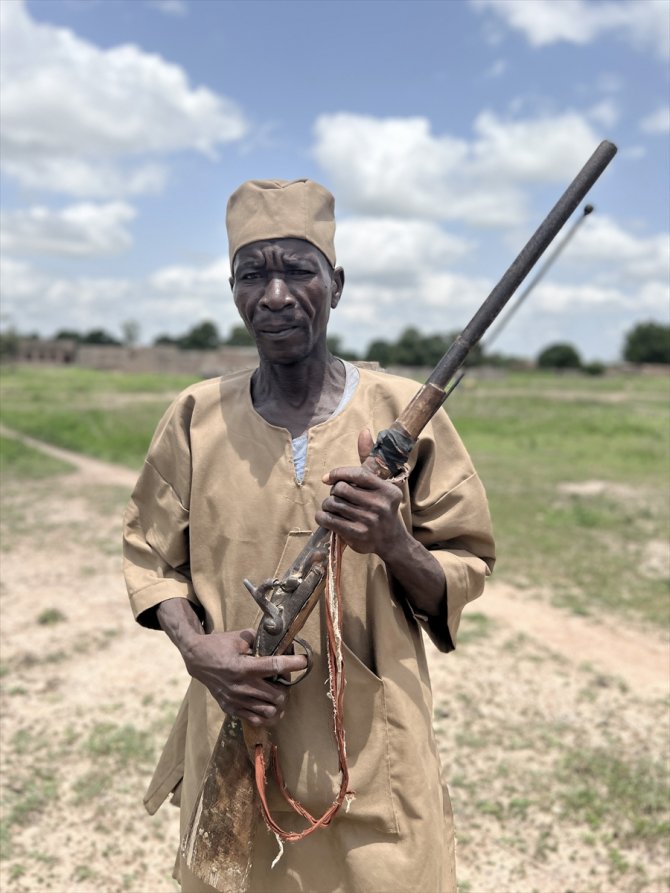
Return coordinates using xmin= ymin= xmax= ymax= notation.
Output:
xmin=232 ymin=238 xmax=328 ymax=272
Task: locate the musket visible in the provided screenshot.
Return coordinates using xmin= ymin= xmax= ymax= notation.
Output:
xmin=181 ymin=140 xmax=617 ymax=892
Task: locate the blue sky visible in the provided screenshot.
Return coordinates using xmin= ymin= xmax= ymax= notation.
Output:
xmin=1 ymin=0 xmax=668 ymax=361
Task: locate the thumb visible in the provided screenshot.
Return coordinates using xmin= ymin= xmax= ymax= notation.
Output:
xmin=357 ymin=428 xmax=375 ymax=464
xmin=238 ymin=629 xmax=256 ymax=652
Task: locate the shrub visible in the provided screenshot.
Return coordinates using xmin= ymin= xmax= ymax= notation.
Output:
xmin=537 ymin=343 xmax=582 ymax=370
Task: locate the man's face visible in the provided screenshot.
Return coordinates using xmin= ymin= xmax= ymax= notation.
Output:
xmin=230 ymin=238 xmax=344 ymax=363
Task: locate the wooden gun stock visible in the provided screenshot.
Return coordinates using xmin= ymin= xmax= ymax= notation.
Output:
xmin=181 ymin=140 xmax=617 ymax=891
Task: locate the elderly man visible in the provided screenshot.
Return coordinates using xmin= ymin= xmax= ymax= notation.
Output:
xmin=123 ymin=178 xmax=495 ymax=893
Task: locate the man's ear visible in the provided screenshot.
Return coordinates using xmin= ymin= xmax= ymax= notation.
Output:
xmin=228 ymin=275 xmax=234 ymax=291
xmin=330 ymin=267 xmax=345 ymax=309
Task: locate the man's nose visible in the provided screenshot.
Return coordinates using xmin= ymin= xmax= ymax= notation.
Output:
xmin=260 ymin=275 xmax=294 ymax=310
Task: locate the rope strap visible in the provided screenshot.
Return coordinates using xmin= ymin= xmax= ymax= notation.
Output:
xmin=253 ymin=532 xmax=355 ymax=843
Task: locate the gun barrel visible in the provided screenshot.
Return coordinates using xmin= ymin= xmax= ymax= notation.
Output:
xmin=426 ymin=140 xmax=617 ymax=390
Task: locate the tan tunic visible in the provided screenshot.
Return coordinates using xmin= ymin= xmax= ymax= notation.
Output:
xmin=123 ymin=367 xmax=495 ymax=893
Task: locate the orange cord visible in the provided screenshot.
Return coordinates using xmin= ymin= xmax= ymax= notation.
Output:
xmin=253 ymin=532 xmax=354 ymax=842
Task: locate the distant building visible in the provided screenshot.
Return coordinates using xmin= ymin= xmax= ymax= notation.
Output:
xmin=11 ymin=338 xmax=260 ymax=377
xmin=15 ymin=338 xmax=78 ymax=364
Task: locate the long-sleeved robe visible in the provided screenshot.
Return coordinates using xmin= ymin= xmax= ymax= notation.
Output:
xmin=123 ymin=366 xmax=495 ymax=893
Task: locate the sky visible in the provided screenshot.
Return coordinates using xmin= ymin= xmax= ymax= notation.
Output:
xmin=1 ymin=0 xmax=668 ymax=362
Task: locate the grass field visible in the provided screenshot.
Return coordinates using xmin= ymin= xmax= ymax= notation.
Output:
xmin=2 ymin=364 xmax=668 ymax=627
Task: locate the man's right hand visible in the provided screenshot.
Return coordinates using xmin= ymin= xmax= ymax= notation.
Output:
xmin=156 ymin=598 xmax=307 ymax=728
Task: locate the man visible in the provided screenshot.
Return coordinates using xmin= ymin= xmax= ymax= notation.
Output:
xmin=123 ymin=178 xmax=495 ymax=893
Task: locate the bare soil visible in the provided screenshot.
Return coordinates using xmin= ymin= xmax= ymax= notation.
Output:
xmin=1 ymin=432 xmax=668 ymax=893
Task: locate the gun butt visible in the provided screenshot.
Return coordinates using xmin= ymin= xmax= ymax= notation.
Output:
xmin=180 ymin=715 xmax=258 ymax=892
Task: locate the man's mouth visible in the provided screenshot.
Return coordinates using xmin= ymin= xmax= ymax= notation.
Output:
xmin=257 ymin=324 xmax=300 ymax=339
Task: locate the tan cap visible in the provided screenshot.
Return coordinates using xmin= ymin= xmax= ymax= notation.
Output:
xmin=226 ymin=178 xmax=336 ymax=268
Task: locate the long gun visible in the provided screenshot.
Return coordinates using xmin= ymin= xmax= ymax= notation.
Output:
xmin=181 ymin=140 xmax=618 ymax=892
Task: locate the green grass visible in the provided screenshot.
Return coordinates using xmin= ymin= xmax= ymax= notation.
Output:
xmin=36 ymin=608 xmax=67 ymax=626
xmin=0 ymin=436 xmax=75 ymax=479
xmin=85 ymin=722 xmax=155 ymax=767
xmin=1 ymin=404 xmax=176 ymax=468
xmin=0 ymin=716 xmax=167 ymax=863
xmin=557 ymin=748 xmax=670 ymax=845
xmin=0 ymin=365 xmax=196 ymax=398
xmin=454 ymin=611 xmax=496 ymax=645
xmin=0 ymin=366 xmax=196 ymax=468
xmin=445 ymin=372 xmax=670 ymax=626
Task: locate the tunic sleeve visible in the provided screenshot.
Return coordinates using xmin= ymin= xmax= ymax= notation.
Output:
xmin=408 ymin=408 xmax=496 ymax=653
xmin=122 ymin=393 xmax=202 ymax=629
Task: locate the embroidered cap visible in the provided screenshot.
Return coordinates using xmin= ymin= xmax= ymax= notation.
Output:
xmin=226 ymin=178 xmax=336 ymax=268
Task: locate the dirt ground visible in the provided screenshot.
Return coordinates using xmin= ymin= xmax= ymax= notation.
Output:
xmin=1 ymin=431 xmax=668 ymax=893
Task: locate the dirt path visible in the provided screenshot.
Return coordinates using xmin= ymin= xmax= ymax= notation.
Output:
xmin=0 ymin=425 xmax=139 ymax=490
xmin=480 ymin=582 xmax=669 ymax=699
xmin=1 ymin=429 xmax=669 ymax=893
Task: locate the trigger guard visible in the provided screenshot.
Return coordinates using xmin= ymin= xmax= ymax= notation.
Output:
xmin=272 ymin=637 xmax=313 ymax=687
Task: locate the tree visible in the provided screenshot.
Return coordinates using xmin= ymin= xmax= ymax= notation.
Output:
xmin=365 ymin=339 xmax=393 ymax=367
xmin=121 ymin=320 xmax=140 ymax=348
xmin=54 ymin=329 xmax=82 ymax=342
xmin=326 ymin=335 xmax=359 ymax=361
xmin=364 ymin=329 xmax=482 ymax=368
xmin=0 ymin=326 xmax=19 ymax=361
xmin=226 ymin=325 xmax=255 ymax=347
xmin=394 ymin=327 xmax=426 ymax=366
xmin=537 ymin=342 xmax=582 ymax=370
xmin=179 ymin=320 xmax=221 ymax=350
xmin=82 ymin=328 xmax=121 ymax=346
xmin=623 ymin=321 xmax=670 ymax=365
xmin=441 ymin=331 xmax=484 ymax=368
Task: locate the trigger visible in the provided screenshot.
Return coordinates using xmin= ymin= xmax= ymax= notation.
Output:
xmin=273 ymin=637 xmax=313 ymax=687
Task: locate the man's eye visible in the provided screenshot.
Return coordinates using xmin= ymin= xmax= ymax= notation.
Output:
xmin=240 ymin=272 xmax=261 ymax=281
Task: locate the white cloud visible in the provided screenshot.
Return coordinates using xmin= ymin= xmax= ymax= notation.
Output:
xmin=0 ymin=157 xmax=167 ymax=199
xmin=472 ymin=0 xmax=670 ymax=60
xmin=565 ymin=215 xmax=670 ymax=284
xmin=0 ymin=0 xmax=246 ymax=197
xmin=313 ymin=110 xmax=601 ymax=227
xmin=149 ymin=258 xmax=232 ymax=295
xmin=0 ymin=254 xmax=241 ymax=340
xmin=640 ymin=106 xmax=670 ymax=134
xmin=335 ymin=218 xmax=472 ymax=284
xmin=470 ymin=110 xmax=601 ymax=181
xmin=1 ymin=202 xmax=136 ymax=256
xmin=0 ymin=256 xmax=134 ymax=333
xmin=531 ymin=281 xmax=632 ymax=313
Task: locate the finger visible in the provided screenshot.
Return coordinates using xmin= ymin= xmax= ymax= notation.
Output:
xmin=218 ymin=679 xmax=288 ymax=709
xmin=322 ymin=465 xmax=382 ymax=489
xmin=224 ymin=698 xmax=285 ymax=725
xmin=240 ymin=706 xmax=285 ymax=728
xmin=357 ymin=428 xmax=375 ymax=464
xmin=238 ymin=628 xmax=256 ymax=651
xmin=329 ymin=479 xmax=388 ymax=508
xmin=244 ymin=653 xmax=308 ymax=678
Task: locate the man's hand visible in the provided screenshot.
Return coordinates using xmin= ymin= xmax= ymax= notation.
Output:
xmin=317 ymin=428 xmax=447 ymax=621
xmin=156 ymin=600 xmax=306 ymax=727
xmin=183 ymin=629 xmax=307 ymax=727
xmin=316 ymin=428 xmax=407 ymax=561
